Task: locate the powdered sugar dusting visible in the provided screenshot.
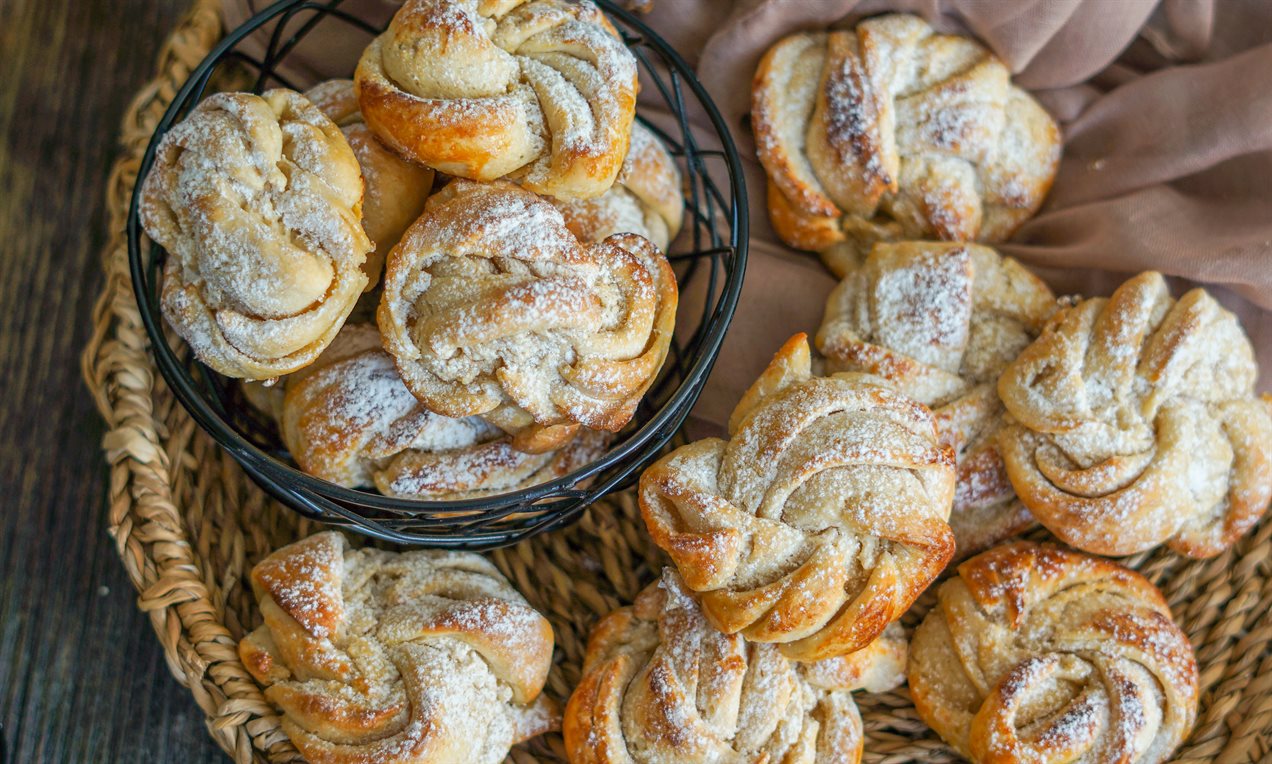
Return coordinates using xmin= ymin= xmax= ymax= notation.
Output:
xmin=139 ymin=89 xmax=370 ymax=378
xmin=382 ymin=180 xmax=673 ymax=435
xmin=753 ymin=15 xmax=1060 ymax=252
xmin=572 ymin=570 xmax=880 ymax=762
xmin=870 ymin=245 xmax=972 ymax=372
xmin=640 ymin=338 xmax=953 ymax=660
xmin=998 ymin=272 xmax=1271 ymax=557
xmin=280 ymin=323 xmax=606 ymax=499
xmin=368 ymin=0 xmax=637 ymax=197
xmin=242 ymin=533 xmax=555 ymax=764
xmin=910 ymin=543 xmax=1199 ymax=762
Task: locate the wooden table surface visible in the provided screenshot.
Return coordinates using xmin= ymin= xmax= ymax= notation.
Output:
xmin=1 ymin=0 xmax=227 ymax=761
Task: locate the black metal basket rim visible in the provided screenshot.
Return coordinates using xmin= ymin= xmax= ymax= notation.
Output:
xmin=126 ymin=0 xmax=749 ymax=519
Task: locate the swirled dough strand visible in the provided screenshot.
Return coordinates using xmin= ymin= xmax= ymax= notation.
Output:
xmin=751 ymin=14 xmax=1060 ymax=277
xmin=909 ymin=542 xmax=1199 ymax=764
xmin=279 ymin=324 xmax=608 ymax=498
xmin=997 ymin=271 xmax=1272 ymax=557
xmin=639 ymin=334 xmax=955 ymax=660
xmin=355 ymin=0 xmax=638 ymax=199
xmin=305 ymin=79 xmax=435 ymax=286
xmin=140 ymin=89 xmax=371 ymax=379
xmin=564 ymin=569 xmax=906 ymax=764
xmin=378 ymin=180 xmax=677 ymax=454
xmin=817 ymin=241 xmax=1057 ymax=556
xmin=549 ymin=122 xmax=684 ymax=252
xmin=238 ymin=531 xmax=557 ymax=764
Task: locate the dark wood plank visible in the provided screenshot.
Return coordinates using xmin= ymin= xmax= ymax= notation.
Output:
xmin=0 ymin=0 xmax=227 ymax=761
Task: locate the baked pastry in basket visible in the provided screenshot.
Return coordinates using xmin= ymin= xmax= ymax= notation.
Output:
xmin=280 ymin=323 xmax=607 ymax=498
xmin=909 ymin=542 xmax=1199 ymax=764
xmin=379 ymin=179 xmax=677 ymax=454
xmin=751 ymin=14 xmax=1061 ymax=277
xmin=998 ymin=271 xmax=1272 ymax=557
xmin=305 ymin=79 xmax=434 ymax=285
xmin=238 ymin=531 xmax=556 ymax=764
xmin=639 ymin=334 xmax=955 ymax=660
xmin=139 ymin=89 xmax=372 ymax=380
xmin=355 ymin=0 xmax=638 ymax=199
xmin=817 ymin=241 xmax=1056 ymax=557
xmin=564 ymin=569 xmax=906 ymax=764
xmin=550 ymin=122 xmax=684 ymax=252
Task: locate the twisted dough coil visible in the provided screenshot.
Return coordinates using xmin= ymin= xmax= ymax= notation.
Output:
xmin=279 ymin=324 xmax=607 ymax=498
xmin=909 ymin=542 xmax=1199 ymax=764
xmin=378 ymin=179 xmax=677 ymax=454
xmin=550 ymin=121 xmax=684 ymax=252
xmin=564 ymin=569 xmax=906 ymax=764
xmin=816 ymin=241 xmax=1057 ymax=557
xmin=355 ymin=0 xmax=638 ymax=200
xmin=639 ymin=334 xmax=955 ymax=660
xmin=238 ymin=531 xmax=556 ymax=764
xmin=305 ymin=79 xmax=435 ymax=286
xmin=997 ymin=271 xmax=1272 ymax=557
xmin=751 ymin=14 xmax=1060 ymax=277
xmin=139 ymin=89 xmax=371 ymax=379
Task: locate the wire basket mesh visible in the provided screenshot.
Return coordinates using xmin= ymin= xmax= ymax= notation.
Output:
xmin=127 ymin=0 xmax=748 ymax=549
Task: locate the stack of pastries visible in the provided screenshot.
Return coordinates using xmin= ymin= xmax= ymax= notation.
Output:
xmin=172 ymin=5 xmax=1272 ymax=763
xmin=141 ymin=0 xmax=683 ymax=503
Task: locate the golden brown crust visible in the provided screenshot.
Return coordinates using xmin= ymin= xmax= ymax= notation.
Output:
xmin=751 ymin=33 xmax=840 ymax=223
xmin=908 ymin=542 xmax=1199 ymax=764
xmin=816 ymin=241 xmax=1057 ymax=557
xmin=764 ymin=177 xmax=844 ymax=253
xmin=305 ymin=80 xmax=434 ymax=287
xmin=378 ymin=180 xmax=677 ymax=451
xmin=277 ymin=324 xmax=607 ymax=498
xmin=563 ymin=570 xmax=905 ymax=763
xmin=550 ymin=122 xmax=684 ymax=252
xmin=138 ymin=89 xmax=371 ymax=379
xmin=997 ymin=271 xmax=1272 ymax=557
xmin=237 ymin=531 xmax=557 ymax=764
xmin=639 ymin=334 xmax=955 ymax=660
xmin=355 ymin=0 xmax=638 ymax=199
xmin=751 ymin=15 xmax=1060 ymax=270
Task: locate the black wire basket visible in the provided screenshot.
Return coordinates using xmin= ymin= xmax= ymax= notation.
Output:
xmin=128 ymin=0 xmax=748 ymax=550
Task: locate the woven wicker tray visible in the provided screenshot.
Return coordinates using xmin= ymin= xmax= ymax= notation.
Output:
xmin=82 ymin=1 xmax=1272 ymax=762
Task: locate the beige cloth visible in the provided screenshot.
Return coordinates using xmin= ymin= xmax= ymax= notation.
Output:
xmin=222 ymin=0 xmax=1272 ymax=431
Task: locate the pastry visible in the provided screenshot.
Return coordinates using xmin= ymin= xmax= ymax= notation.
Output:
xmin=305 ymin=79 xmax=435 ymax=285
xmin=140 ymin=89 xmax=371 ymax=379
xmin=816 ymin=241 xmax=1056 ymax=557
xmin=751 ymin=14 xmax=1061 ymax=277
xmin=355 ymin=0 xmax=638 ymax=199
xmin=998 ymin=271 xmax=1272 ymax=557
xmin=564 ymin=569 xmax=906 ymax=764
xmin=280 ymin=323 xmax=608 ymax=498
xmin=379 ymin=179 xmax=677 ymax=454
xmin=550 ymin=122 xmax=684 ymax=252
xmin=639 ymin=334 xmax=955 ymax=660
xmin=909 ymin=542 xmax=1199 ymax=764
xmin=238 ymin=531 xmax=556 ymax=764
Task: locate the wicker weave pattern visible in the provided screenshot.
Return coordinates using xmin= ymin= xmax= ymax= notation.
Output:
xmin=82 ymin=2 xmax=1272 ymax=762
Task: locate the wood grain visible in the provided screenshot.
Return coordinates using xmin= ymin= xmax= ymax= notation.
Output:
xmin=0 ymin=0 xmax=226 ymax=761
